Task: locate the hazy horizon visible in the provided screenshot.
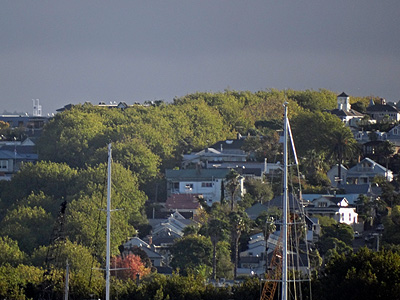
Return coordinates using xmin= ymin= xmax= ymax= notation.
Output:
xmin=1 ymin=1 xmax=399 ymax=115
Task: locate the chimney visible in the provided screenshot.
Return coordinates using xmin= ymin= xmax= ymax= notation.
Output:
xmin=196 ymin=162 xmax=201 ymax=174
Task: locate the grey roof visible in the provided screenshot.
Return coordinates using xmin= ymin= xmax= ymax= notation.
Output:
xmin=245 ymin=203 xmax=269 ymax=220
xmin=362 ymin=140 xmax=385 ymax=147
xmin=0 ymin=145 xmax=37 ymax=155
xmin=316 ymin=195 xmax=349 ymax=206
xmin=0 ymin=149 xmax=37 ymax=160
xmin=367 ymin=104 xmax=398 ymax=112
xmin=347 ymin=157 xmax=387 ymax=173
xmin=268 ymin=194 xmax=303 ymax=212
xmin=210 ymin=139 xmax=245 ymax=151
xmin=343 ymin=184 xmax=381 ymax=197
xmin=343 ymin=184 xmax=370 ymax=194
xmin=166 ymin=168 xmax=231 ymax=180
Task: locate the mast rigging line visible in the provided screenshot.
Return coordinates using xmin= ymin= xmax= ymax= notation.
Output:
xmin=260 ymin=103 xmax=312 ymax=300
xmin=88 ymin=151 xmax=110 ymax=289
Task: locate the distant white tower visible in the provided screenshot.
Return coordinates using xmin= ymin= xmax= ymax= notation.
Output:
xmin=32 ymin=99 xmax=42 ymax=116
xmin=337 ymin=92 xmax=350 ymax=112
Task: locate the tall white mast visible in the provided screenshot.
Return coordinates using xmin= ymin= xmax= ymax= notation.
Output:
xmin=282 ymin=103 xmax=289 ymax=300
xmin=106 ymin=143 xmax=112 ymax=300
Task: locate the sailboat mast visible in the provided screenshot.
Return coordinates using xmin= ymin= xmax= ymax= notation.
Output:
xmin=282 ymin=103 xmax=289 ymax=300
xmin=106 ymin=143 xmax=112 ymax=300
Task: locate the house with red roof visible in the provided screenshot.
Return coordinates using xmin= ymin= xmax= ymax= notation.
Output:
xmin=164 ymin=193 xmax=203 ymax=220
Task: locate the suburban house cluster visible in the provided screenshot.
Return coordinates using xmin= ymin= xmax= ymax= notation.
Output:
xmin=1 ymin=93 xmax=399 ymax=275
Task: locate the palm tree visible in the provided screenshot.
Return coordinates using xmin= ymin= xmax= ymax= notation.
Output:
xmin=255 ymin=214 xmax=276 ymax=271
xmin=326 ymin=128 xmax=358 ymax=185
xmin=207 ymin=218 xmax=228 ymax=280
xmin=225 ymin=169 xmax=241 ymax=210
xmin=378 ymin=141 xmax=395 ymax=180
xmin=229 ymin=211 xmax=249 ymax=279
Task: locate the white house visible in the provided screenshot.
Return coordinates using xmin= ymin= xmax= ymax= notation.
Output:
xmin=329 ymin=92 xmax=364 ymax=128
xmin=165 ymin=168 xmax=244 ymax=205
xmin=305 ymin=195 xmax=358 ymax=226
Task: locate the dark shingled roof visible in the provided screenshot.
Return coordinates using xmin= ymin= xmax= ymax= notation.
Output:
xmin=166 ymin=168 xmax=231 ymax=180
xmin=210 ymin=139 xmax=245 ymax=151
xmin=367 ymin=104 xmax=398 ymax=112
xmin=338 ymin=92 xmax=349 ymax=97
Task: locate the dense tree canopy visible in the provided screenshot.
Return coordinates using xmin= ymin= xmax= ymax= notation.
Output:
xmin=2 ymin=88 xmax=398 ymax=298
xmin=170 ymin=235 xmax=213 ymax=274
xmin=316 ymin=248 xmax=400 ymax=300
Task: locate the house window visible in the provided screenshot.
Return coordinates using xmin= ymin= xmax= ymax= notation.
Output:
xmin=0 ymin=160 xmax=8 ymax=169
xmin=173 ymin=182 xmax=179 ymax=190
xmin=185 ymin=184 xmax=193 ymax=191
xmin=349 ymin=213 xmax=351 ymax=221
xmin=201 ymin=182 xmax=212 ymax=188
xmin=394 ymin=128 xmax=398 ymax=135
xmin=318 ymin=202 xmax=327 ymax=207
xmin=341 ymin=213 xmax=344 ymax=221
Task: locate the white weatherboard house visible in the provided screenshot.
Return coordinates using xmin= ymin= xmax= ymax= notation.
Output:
xmin=165 ymin=168 xmax=244 ymax=205
xmin=305 ymin=195 xmax=358 ymax=225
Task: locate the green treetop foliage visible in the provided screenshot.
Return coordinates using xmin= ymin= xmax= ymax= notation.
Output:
xmin=0 ymin=264 xmax=43 ymax=299
xmin=286 ymin=88 xmax=337 ymax=112
xmin=66 ymin=162 xmax=146 ymax=260
xmin=0 ymin=205 xmax=53 ymax=254
xmin=0 ymin=160 xmax=146 ymax=260
xmin=171 ymin=98 xmax=233 ymax=150
xmin=170 ymin=234 xmax=213 ymax=274
xmin=38 ymin=107 xmax=107 ymax=168
xmin=316 ymin=248 xmax=400 ymax=300
xmin=382 ymin=205 xmax=400 ymax=245
xmin=0 ymin=236 xmax=26 ymax=266
xmin=0 ymin=161 xmax=77 ymax=210
xmin=317 ymin=221 xmax=354 ymax=255
xmin=244 ymin=178 xmax=273 ymax=204
xmin=291 ymin=111 xmax=358 ymax=179
xmin=31 ymin=238 xmax=102 ymax=277
xmin=36 ymin=89 xmax=361 ymax=196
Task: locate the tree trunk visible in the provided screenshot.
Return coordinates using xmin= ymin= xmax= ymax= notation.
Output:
xmin=212 ymin=239 xmax=217 ymax=280
xmin=233 ymin=235 xmax=239 ymax=279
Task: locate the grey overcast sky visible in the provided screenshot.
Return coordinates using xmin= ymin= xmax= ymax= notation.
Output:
xmin=1 ymin=1 xmax=399 ymax=115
